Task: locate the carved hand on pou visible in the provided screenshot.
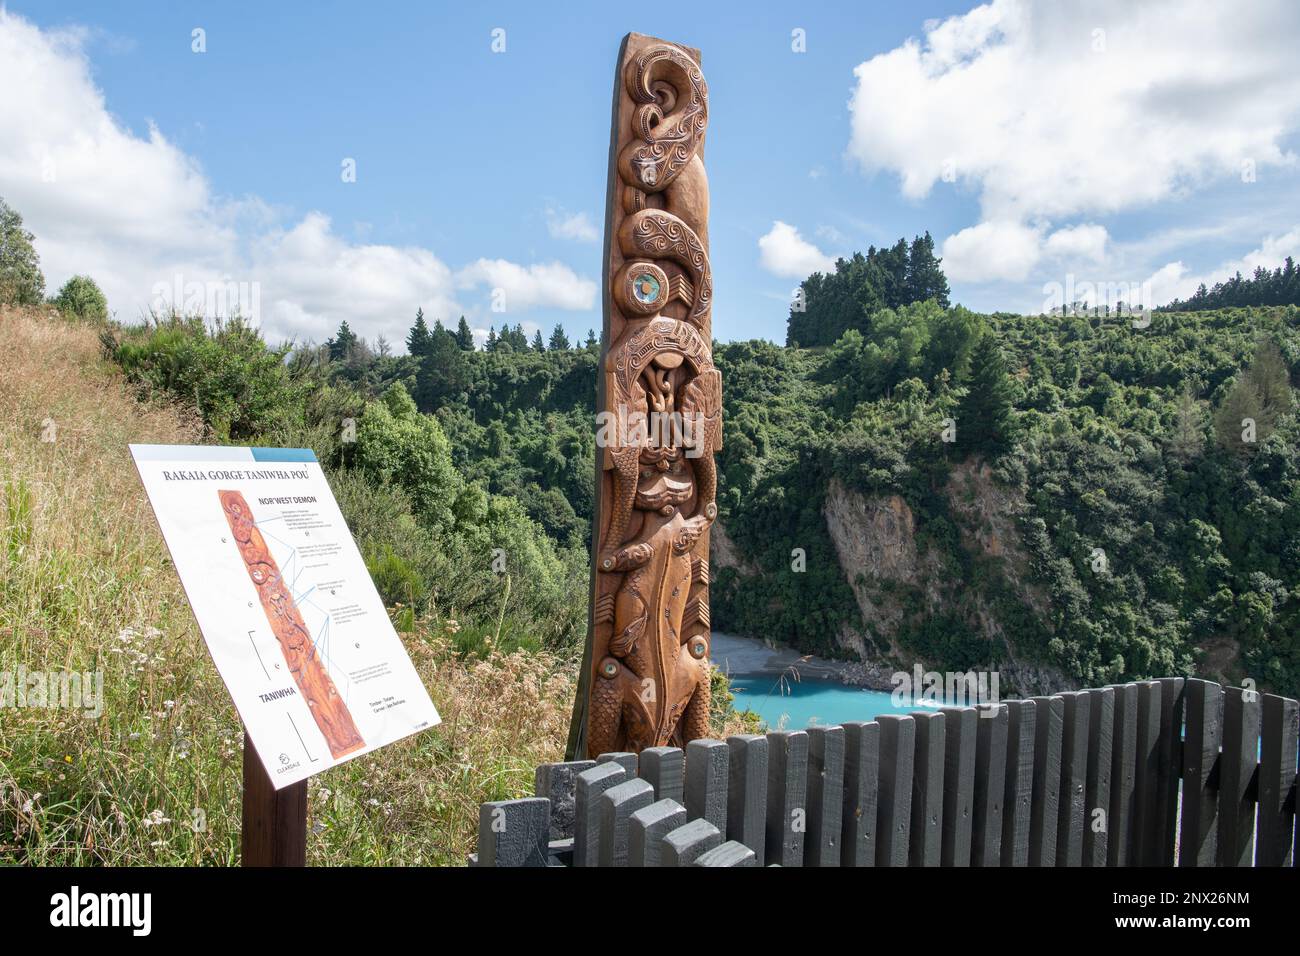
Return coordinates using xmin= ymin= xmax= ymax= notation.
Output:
xmin=598 ymin=541 xmax=654 ymax=573
xmin=671 ymin=513 xmax=713 ymax=554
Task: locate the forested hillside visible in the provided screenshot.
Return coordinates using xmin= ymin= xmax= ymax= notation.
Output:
xmin=1160 ymin=257 xmax=1300 ymax=312
xmin=713 ymin=302 xmax=1300 ymax=696
xmin=8 ymin=190 xmax=1297 ymax=698
xmin=262 ymin=291 xmax=1300 ymax=697
xmin=106 ymin=292 xmax=1298 ymax=697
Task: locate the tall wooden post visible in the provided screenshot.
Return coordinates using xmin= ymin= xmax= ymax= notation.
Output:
xmin=568 ymin=33 xmax=719 ymax=759
xmin=241 ymin=734 xmax=308 ymax=866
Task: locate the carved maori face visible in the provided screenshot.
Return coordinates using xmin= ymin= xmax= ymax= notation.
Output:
xmin=635 ymin=453 xmax=691 ymax=515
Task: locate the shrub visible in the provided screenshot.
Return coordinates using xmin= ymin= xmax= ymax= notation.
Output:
xmin=53 ymin=275 xmax=109 ymax=323
xmin=109 ymin=315 xmax=310 ymax=441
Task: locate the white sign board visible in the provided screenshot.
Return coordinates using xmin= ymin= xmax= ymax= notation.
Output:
xmin=130 ymin=444 xmax=440 ymax=788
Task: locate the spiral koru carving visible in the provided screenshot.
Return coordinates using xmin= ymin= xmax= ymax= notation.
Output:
xmin=581 ymin=35 xmax=719 ymax=758
xmin=616 ymin=44 xmax=707 ymax=194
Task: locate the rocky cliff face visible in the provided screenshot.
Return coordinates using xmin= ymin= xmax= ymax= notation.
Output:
xmin=822 ymin=479 xmax=925 ymax=660
xmin=710 ymin=520 xmax=758 ymax=578
xmin=796 ymin=465 xmax=1071 ymax=695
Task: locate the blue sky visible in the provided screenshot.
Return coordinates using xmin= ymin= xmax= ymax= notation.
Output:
xmin=2 ymin=0 xmax=1298 ymax=349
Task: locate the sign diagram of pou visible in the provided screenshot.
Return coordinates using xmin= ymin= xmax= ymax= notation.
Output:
xmin=130 ymin=444 xmax=441 ymax=788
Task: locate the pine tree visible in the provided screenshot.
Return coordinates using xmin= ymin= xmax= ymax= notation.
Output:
xmin=328 ymin=320 xmax=359 ymax=363
xmin=1214 ymin=338 xmax=1293 ymax=454
xmin=878 ymin=238 xmax=910 ymax=309
xmin=786 ymin=235 xmax=951 ymax=347
xmin=548 ymin=323 xmax=571 ymax=351
xmin=406 ymin=309 xmax=432 ymax=358
xmin=1168 ymin=385 xmax=1205 ymax=463
xmin=455 ymin=316 xmax=475 ymax=350
xmin=906 ymin=232 xmax=951 ymax=307
xmin=415 ymin=323 xmax=467 ymax=411
xmin=532 ymin=330 xmax=546 ymax=352
xmin=957 ymin=333 xmax=1017 ymax=455
xmin=584 ymin=329 xmax=599 ymax=349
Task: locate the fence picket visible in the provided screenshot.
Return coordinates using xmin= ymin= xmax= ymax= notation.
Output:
xmin=841 ymin=721 xmax=880 ymax=867
xmin=1106 ymin=683 xmax=1137 ymax=866
xmin=694 ymin=841 xmax=758 ymax=867
xmin=659 ymin=818 xmax=722 ymax=867
xmin=972 ymin=703 xmax=1008 ymax=867
xmin=1083 ymin=687 xmax=1114 ymax=867
xmin=639 ymin=746 xmax=684 ymax=805
xmin=910 ymin=710 xmax=946 ymax=867
xmin=1133 ymin=680 xmax=1163 ymax=865
xmin=727 ymin=734 xmax=768 ymax=865
xmin=1257 ymin=694 xmax=1298 ymax=866
xmin=573 ymin=762 xmax=626 ymax=867
xmin=597 ymin=751 xmax=638 ymax=780
xmin=940 ymin=707 xmax=977 ymax=867
xmin=628 ymin=798 xmax=687 ymax=868
xmin=1000 ymin=699 xmax=1036 ymax=867
xmin=1028 ymin=695 xmax=1063 ymax=866
xmin=876 ymin=715 xmax=915 ymax=867
xmin=534 ymin=760 xmax=595 ymax=841
xmin=477 ymin=798 xmax=550 ymax=867
xmin=805 ymin=725 xmax=845 ymax=867
xmin=765 ymin=730 xmax=808 ymax=867
xmin=1217 ymin=686 xmax=1260 ymax=867
xmin=1056 ymin=691 xmax=1091 ymax=867
xmin=685 ymin=738 xmax=729 ymax=834
xmin=1153 ymin=676 xmax=1185 ymax=865
xmin=599 ymin=778 xmax=654 ymax=867
xmin=1179 ymin=678 xmax=1223 ymax=867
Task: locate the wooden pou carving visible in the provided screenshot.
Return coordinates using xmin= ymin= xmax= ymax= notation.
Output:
xmin=220 ymin=490 xmax=365 ymax=760
xmin=571 ymin=34 xmax=720 ymax=758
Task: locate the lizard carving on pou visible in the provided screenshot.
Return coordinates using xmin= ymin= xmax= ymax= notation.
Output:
xmin=581 ymin=34 xmax=721 ymax=756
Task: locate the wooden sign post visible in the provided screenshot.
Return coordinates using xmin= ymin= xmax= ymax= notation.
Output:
xmin=568 ymin=33 xmax=720 ymax=759
xmin=241 ymin=734 xmax=308 ymax=866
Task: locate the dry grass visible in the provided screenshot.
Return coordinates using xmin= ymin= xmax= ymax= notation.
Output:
xmin=0 ymin=306 xmax=755 ymax=865
xmin=0 ymin=306 xmax=575 ymax=864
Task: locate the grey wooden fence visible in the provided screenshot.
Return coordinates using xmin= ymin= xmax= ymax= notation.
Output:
xmin=471 ymin=678 xmax=1298 ymax=867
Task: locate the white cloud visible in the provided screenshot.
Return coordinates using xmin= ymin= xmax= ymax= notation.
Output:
xmin=942 ymin=220 xmax=1044 ymax=282
xmin=0 ymin=11 xmax=594 ymax=351
xmin=1044 ymin=224 xmax=1108 ymax=264
xmin=545 ymin=207 xmax=599 ymax=242
xmin=758 ymin=221 xmax=836 ymax=278
xmin=848 ymin=0 xmax=1300 ymax=282
xmin=0 ymin=13 xmax=237 ymax=314
xmin=249 ymin=213 xmax=460 ymax=346
xmin=456 ymin=259 xmax=596 ymax=312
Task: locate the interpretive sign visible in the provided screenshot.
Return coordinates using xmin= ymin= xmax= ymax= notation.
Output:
xmin=130 ymin=444 xmax=440 ymax=788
